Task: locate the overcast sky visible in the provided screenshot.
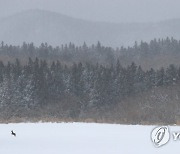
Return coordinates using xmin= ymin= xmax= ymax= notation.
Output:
xmin=0 ymin=0 xmax=180 ymax=23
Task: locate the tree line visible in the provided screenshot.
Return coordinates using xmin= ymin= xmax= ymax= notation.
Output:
xmin=0 ymin=37 xmax=180 ymax=123
xmin=0 ymin=37 xmax=180 ymax=65
xmin=0 ymin=57 xmax=179 ymax=121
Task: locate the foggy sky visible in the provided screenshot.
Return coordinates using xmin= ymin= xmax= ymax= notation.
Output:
xmin=0 ymin=0 xmax=180 ymax=23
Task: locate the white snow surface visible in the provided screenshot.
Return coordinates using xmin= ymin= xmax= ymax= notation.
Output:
xmin=0 ymin=122 xmax=179 ymax=154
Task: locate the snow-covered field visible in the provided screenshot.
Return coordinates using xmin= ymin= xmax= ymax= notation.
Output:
xmin=0 ymin=122 xmax=179 ymax=154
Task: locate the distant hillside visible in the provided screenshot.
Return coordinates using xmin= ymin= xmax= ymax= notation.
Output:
xmin=0 ymin=9 xmax=180 ymax=47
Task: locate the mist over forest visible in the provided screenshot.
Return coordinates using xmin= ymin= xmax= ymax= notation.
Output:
xmin=0 ymin=38 xmax=180 ymax=124
xmin=0 ymin=0 xmax=180 ymax=124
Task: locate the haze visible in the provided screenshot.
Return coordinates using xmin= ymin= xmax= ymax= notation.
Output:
xmin=0 ymin=0 xmax=180 ymax=23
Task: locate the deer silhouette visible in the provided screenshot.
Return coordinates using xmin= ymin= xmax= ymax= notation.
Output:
xmin=11 ymin=130 xmax=16 ymax=137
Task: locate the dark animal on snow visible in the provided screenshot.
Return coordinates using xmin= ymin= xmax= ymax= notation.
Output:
xmin=11 ymin=130 xmax=16 ymax=137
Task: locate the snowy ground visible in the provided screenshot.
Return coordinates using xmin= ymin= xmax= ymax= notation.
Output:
xmin=0 ymin=122 xmax=180 ymax=154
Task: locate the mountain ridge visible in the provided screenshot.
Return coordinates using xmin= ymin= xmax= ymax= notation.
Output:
xmin=0 ymin=9 xmax=180 ymax=47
